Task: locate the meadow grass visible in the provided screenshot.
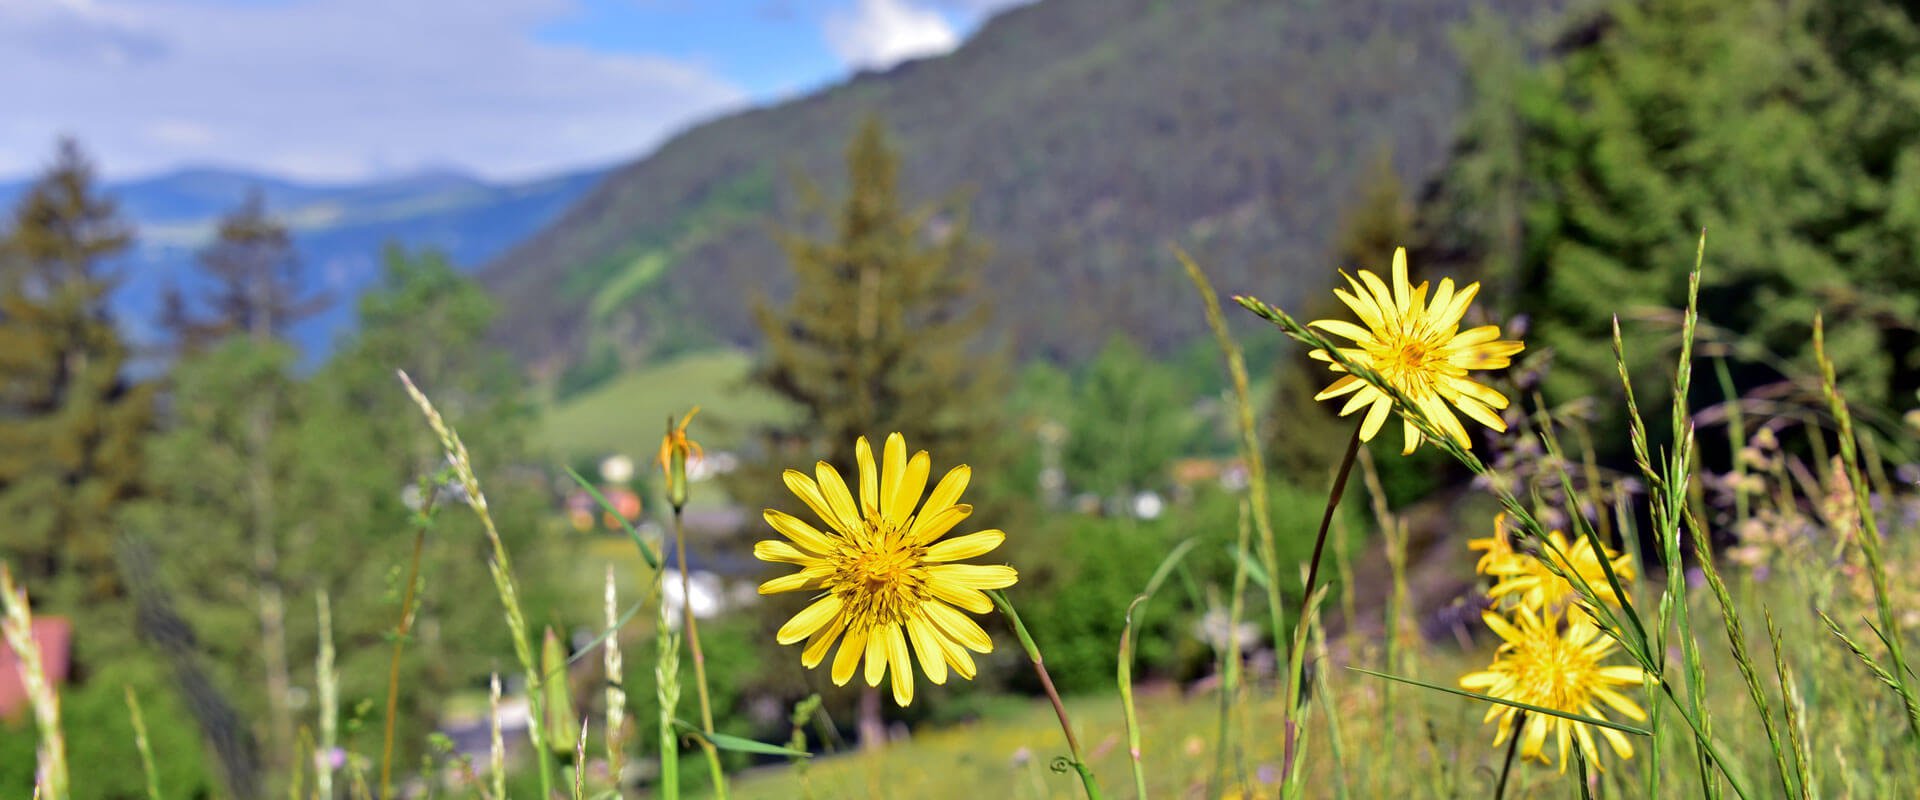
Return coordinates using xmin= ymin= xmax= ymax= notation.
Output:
xmin=540 ymin=350 xmax=798 ymax=464
xmin=9 ymin=239 xmax=1920 ymax=800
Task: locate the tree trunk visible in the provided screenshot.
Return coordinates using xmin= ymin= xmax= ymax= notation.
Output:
xmin=857 ymin=685 xmax=886 ymax=751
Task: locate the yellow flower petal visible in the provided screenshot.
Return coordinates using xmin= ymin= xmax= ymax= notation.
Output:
xmin=759 ymin=564 xmax=831 ymax=595
xmin=908 ymin=503 xmax=973 ymax=546
xmin=907 ymin=617 xmax=948 ymax=685
xmin=922 ymin=600 xmax=993 ymax=652
xmin=1358 ymin=396 xmax=1393 ymax=441
xmin=887 ymin=450 xmax=931 ymax=527
xmin=1389 ymin=247 xmax=1411 ymax=315
xmin=754 ymin=540 xmax=815 ymax=565
xmin=801 ymin=613 xmax=848 ymax=668
xmin=924 ymin=529 xmax=1005 ymax=562
xmin=815 ymin=461 xmax=864 ymax=539
xmin=777 ymin=594 xmax=843 ymax=644
xmin=880 ymin=433 xmax=907 ymax=520
xmin=856 ymin=436 xmax=880 ymax=517
xmin=927 ymin=579 xmax=993 ymax=614
xmin=864 ymin=626 xmax=890 ymax=687
xmin=917 ymin=465 xmax=971 ymax=522
xmin=1314 ymin=375 xmax=1366 ymax=401
xmin=832 ymin=627 xmax=867 ymax=686
xmin=783 ymin=469 xmax=849 ymax=536
xmin=763 ymin=509 xmax=839 ymax=555
xmin=885 ymin=624 xmax=914 ymax=706
xmin=929 ymin=564 xmax=1018 ymax=590
xmin=1308 ymin=318 xmax=1378 ymax=346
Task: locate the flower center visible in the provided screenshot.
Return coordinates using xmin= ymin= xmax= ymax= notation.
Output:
xmin=829 ymin=526 xmax=930 ymax=629
xmin=1514 ymin=637 xmax=1596 ymax=707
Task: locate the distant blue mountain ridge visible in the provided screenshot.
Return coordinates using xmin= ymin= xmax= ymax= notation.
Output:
xmin=0 ymin=163 xmax=609 ymax=360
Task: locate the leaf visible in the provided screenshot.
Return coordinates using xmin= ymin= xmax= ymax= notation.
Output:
xmin=673 ymin=719 xmax=813 ymax=758
xmin=1229 ymin=544 xmax=1271 ymax=590
xmin=1346 ymin=666 xmax=1651 ymax=737
xmin=564 ymin=466 xmax=661 ymax=569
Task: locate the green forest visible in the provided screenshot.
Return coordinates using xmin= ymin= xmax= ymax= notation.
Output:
xmin=5 ymin=0 xmax=1920 ymax=798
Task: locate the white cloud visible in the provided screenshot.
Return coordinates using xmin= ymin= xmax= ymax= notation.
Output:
xmin=824 ymin=0 xmax=959 ymax=71
xmin=0 ymin=0 xmax=748 ymax=181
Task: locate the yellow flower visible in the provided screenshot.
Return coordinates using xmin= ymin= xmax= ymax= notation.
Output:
xmin=1481 ymin=528 xmax=1635 ymax=620
xmin=1309 ymin=247 xmax=1524 ymax=454
xmin=1460 ymin=607 xmax=1647 ymax=772
xmin=1467 ymin=513 xmax=1518 ymax=574
xmin=658 ymin=407 xmax=703 ymax=509
xmin=754 ymin=433 xmax=1016 ymax=706
xmin=657 ymin=406 xmax=704 ymax=477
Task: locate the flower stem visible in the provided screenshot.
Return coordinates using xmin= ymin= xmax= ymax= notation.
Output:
xmin=379 ymin=519 xmax=430 ymax=800
xmin=1495 ymin=711 xmax=1526 ymax=800
xmin=674 ymin=509 xmax=730 ymax=798
xmin=1280 ymin=421 xmax=1363 ymax=782
xmin=989 ymin=590 xmax=1105 ymax=800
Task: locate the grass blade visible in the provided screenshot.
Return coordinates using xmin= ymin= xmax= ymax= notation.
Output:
xmin=1346 ymin=667 xmax=1651 ymax=737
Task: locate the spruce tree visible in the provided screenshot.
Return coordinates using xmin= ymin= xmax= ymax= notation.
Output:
xmin=0 ymin=138 xmax=150 ymax=617
xmin=1426 ymin=0 xmax=1920 ymax=425
xmin=753 ymin=117 xmax=1000 ymax=460
xmin=748 ymin=116 xmax=1003 ymax=745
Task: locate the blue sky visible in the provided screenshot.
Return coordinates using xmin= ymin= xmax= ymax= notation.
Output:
xmin=1 ymin=0 xmax=1026 ymax=183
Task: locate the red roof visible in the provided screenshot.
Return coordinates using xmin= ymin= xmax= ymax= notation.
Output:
xmin=0 ymin=617 xmax=72 ymax=720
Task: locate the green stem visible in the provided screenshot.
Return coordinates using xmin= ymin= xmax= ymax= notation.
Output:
xmin=674 ymin=510 xmax=730 ymax=799
xmin=1281 ymin=421 xmax=1363 ymax=781
xmin=378 ymin=522 xmax=429 ymax=800
xmin=990 ymin=590 xmax=1105 ymax=800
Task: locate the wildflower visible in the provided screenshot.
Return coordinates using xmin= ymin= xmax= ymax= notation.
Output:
xmin=1460 ymin=607 xmax=1647 ymax=772
xmin=754 ymin=433 xmax=1016 ymax=706
xmin=657 ymin=407 xmax=703 ymax=511
xmin=1308 ymin=247 xmax=1525 ymax=453
xmin=1466 ymin=513 xmax=1518 ymax=574
xmin=1479 ymin=528 xmax=1635 ymax=621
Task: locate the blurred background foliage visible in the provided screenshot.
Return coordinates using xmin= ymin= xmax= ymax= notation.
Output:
xmin=5 ymin=0 xmax=1920 ymax=795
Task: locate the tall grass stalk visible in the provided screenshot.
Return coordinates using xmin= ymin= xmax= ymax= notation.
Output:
xmin=605 ymin=566 xmax=629 ymax=783
xmin=1 ymin=563 xmax=66 ymax=800
xmin=317 ymin=590 xmax=339 ymax=800
xmin=656 ymin=595 xmax=684 ymax=800
xmin=1764 ymin=609 xmax=1817 ymax=799
xmin=1118 ymin=538 xmax=1197 ymax=799
xmin=397 ymin=369 xmax=554 ymax=796
xmin=489 ymin=673 xmax=506 ymax=800
xmin=989 ymin=589 xmax=1104 ymax=800
xmin=673 ymin=508 xmax=730 ymax=798
xmin=123 ymin=686 xmax=162 ymax=800
xmin=1212 ymin=503 xmax=1254 ymax=798
xmin=1307 ymin=614 xmax=1351 ymax=800
xmin=1280 ymin=423 xmax=1361 ymax=790
xmin=379 ymin=493 xmax=434 ymax=799
xmin=1811 ymin=315 xmax=1920 ymax=737
xmin=1177 ymin=250 xmax=1288 ymax=679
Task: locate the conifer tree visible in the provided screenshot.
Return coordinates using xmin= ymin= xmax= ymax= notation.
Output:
xmin=0 ymin=138 xmax=150 ymax=616
xmin=753 ymin=117 xmax=1000 ymax=465
xmin=161 ymin=188 xmax=322 ymax=350
xmin=748 ymin=115 xmax=1003 ymax=745
xmin=144 ymin=189 xmax=319 ymax=767
xmin=1426 ymin=0 xmax=1920 ymax=420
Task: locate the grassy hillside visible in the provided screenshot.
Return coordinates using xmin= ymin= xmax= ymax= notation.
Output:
xmin=482 ymin=0 xmax=1570 ymax=376
xmin=539 ymin=349 xmax=798 ymax=463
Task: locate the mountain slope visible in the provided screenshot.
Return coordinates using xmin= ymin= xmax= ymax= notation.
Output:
xmin=1 ymin=165 xmax=607 ymax=356
xmin=484 ymin=0 xmax=1567 ymax=374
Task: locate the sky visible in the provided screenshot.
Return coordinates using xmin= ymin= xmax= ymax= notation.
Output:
xmin=1 ymin=0 xmax=1029 ymax=183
